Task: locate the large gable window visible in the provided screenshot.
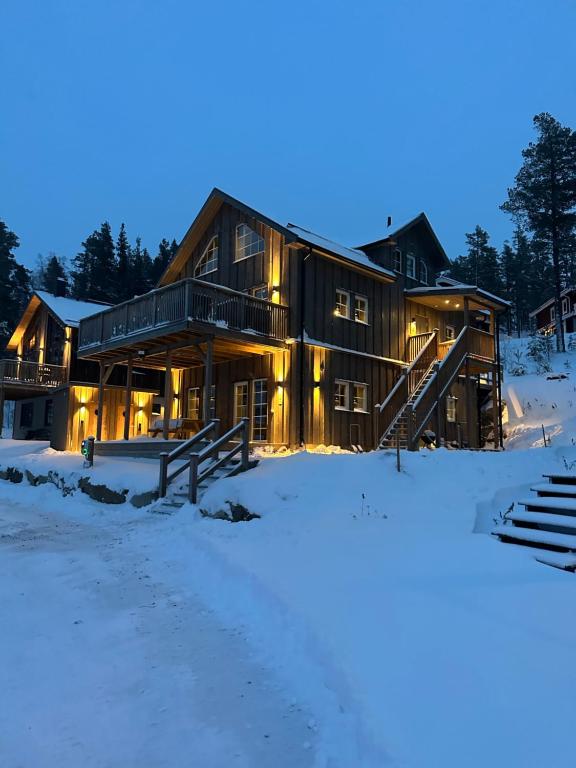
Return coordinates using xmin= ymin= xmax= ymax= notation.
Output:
xmin=235 ymin=223 xmax=265 ymax=262
xmin=195 ymin=236 xmax=219 ymax=277
xmin=406 ymin=253 xmax=416 ymax=280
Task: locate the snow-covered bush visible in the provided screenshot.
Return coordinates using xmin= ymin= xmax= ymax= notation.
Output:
xmin=527 ymin=335 xmax=553 ymax=374
xmin=508 ymin=347 xmax=527 ymax=376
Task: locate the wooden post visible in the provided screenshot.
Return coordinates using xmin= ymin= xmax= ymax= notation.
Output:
xmin=463 ymin=297 xmax=470 ymax=328
xmin=188 ymin=453 xmax=200 ymax=504
xmin=465 ymin=357 xmax=474 ymax=449
xmin=96 ymin=361 xmax=105 ymax=442
xmin=159 ymin=451 xmax=168 ymax=497
xmin=492 ymin=364 xmax=499 ymax=450
xmin=123 ymin=355 xmax=133 ymax=440
xmin=163 ymin=350 xmax=172 ymax=441
xmin=241 ymin=418 xmax=250 ymax=470
xmin=433 ymin=361 xmax=442 ymax=446
xmin=203 ymin=337 xmax=213 ymax=423
xmin=0 ymin=385 xmax=5 ymax=438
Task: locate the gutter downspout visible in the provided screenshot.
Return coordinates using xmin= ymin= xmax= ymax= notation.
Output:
xmin=299 ymin=248 xmax=312 ymax=447
xmin=496 ymin=313 xmax=504 ymax=449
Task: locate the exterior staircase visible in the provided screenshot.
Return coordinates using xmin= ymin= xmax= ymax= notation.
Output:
xmin=379 ymin=363 xmax=436 ymax=449
xmin=492 ymin=472 xmax=576 ymax=572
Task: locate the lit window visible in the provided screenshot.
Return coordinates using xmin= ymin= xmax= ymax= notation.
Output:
xmin=335 ymin=290 xmax=350 ymax=318
xmin=420 ymin=261 xmax=428 ymax=285
xmin=195 ymin=236 xmax=218 ymax=277
xmin=233 ymin=381 xmax=249 ymax=422
xmin=334 ymin=380 xmax=349 ymax=410
xmin=353 ymin=383 xmax=368 ymax=412
xmin=445 ymin=325 xmax=455 ymax=341
xmin=562 ymin=297 xmax=569 ymax=316
xmin=393 ymin=248 xmax=402 ymax=272
xmin=446 ymin=396 xmax=457 ymax=423
xmin=251 ymin=284 xmax=269 ymax=300
xmin=252 ymin=379 xmax=268 ymax=442
xmin=187 ymin=387 xmax=201 ymax=420
xmin=354 ymin=295 xmax=369 ymax=324
xmin=406 ymin=253 xmax=416 ymax=280
xmin=235 ymin=223 xmax=265 ymax=262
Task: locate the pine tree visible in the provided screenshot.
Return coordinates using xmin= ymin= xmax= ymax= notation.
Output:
xmin=130 ymin=237 xmax=153 ymax=296
xmin=451 ymin=226 xmax=503 ymax=295
xmin=0 ymin=219 xmax=30 ymax=349
xmin=42 ymin=254 xmax=68 ymax=295
xmin=115 ymin=223 xmax=132 ymax=301
xmin=501 ymin=112 xmax=576 ymax=352
xmin=151 ymin=237 xmax=178 ymax=285
xmin=71 ymin=222 xmax=117 ymax=302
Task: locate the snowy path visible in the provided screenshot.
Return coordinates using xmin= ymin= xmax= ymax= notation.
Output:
xmin=0 ymin=492 xmax=316 ymax=768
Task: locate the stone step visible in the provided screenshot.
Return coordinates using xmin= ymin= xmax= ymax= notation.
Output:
xmin=542 ymin=473 xmax=576 ymax=486
xmin=518 ymin=497 xmax=576 ymax=515
xmin=508 ymin=510 xmax=576 ymax=532
xmin=531 ymin=483 xmax=576 ymax=498
xmin=493 ymin=524 xmax=576 ymax=551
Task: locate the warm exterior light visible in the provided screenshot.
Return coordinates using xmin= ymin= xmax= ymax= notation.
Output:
xmin=313 ymin=380 xmax=321 ymax=388
xmin=444 ymin=299 xmax=450 ymax=304
xmin=275 ymin=380 xmax=284 ymax=388
xmin=455 ymin=303 xmax=460 ymax=308
xmin=272 ymin=285 xmax=280 ymax=293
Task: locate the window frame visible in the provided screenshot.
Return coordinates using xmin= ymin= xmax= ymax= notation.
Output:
xmin=250 ymin=284 xmax=269 ymax=300
xmin=420 ymin=261 xmax=428 ymax=285
xmin=334 ymin=379 xmax=350 ymax=411
xmin=446 ymin=396 xmax=457 ymax=423
xmin=562 ymin=297 xmax=569 ymax=316
xmin=551 ymin=305 xmax=556 ymax=322
xmin=194 ymin=235 xmax=219 ymax=277
xmin=233 ymin=381 xmax=249 ymax=423
xmin=445 ymin=325 xmax=456 ymax=341
xmin=335 ymin=289 xmax=351 ymax=319
xmin=234 ymin=223 xmax=265 ymax=263
xmin=20 ymin=402 xmax=34 ymax=428
xmin=393 ymin=248 xmax=402 ymax=273
xmin=251 ymin=378 xmax=269 ymax=442
xmin=352 ymin=382 xmax=368 ymax=413
xmin=354 ymin=294 xmax=369 ymax=324
xmin=406 ymin=253 xmax=416 ymax=280
xmin=187 ymin=387 xmax=201 ymax=420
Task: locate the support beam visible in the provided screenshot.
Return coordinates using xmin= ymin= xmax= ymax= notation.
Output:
xmin=0 ymin=385 xmax=5 ymax=438
xmin=163 ymin=351 xmax=172 ymax=440
xmin=123 ymin=355 xmax=133 ymax=440
xmin=463 ymin=297 xmax=470 ymax=328
xmin=96 ymin=361 xmax=105 ymax=441
xmin=465 ymin=357 xmax=474 ymax=449
xmin=492 ymin=364 xmax=499 ymax=450
xmin=203 ymin=337 xmax=213 ymax=423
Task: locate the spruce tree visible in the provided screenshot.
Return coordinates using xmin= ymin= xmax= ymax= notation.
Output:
xmin=42 ymin=254 xmax=68 ymax=295
xmin=451 ymin=226 xmax=503 ymax=296
xmin=0 ymin=220 xmax=30 ymax=348
xmin=71 ymin=222 xmax=117 ymax=302
xmin=501 ymin=112 xmax=576 ymax=352
xmin=115 ymin=223 xmax=131 ymax=301
xmin=130 ymin=237 xmax=153 ymax=296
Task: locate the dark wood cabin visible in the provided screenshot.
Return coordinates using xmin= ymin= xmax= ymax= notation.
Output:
xmin=0 ymin=291 xmax=159 ymax=449
xmin=530 ymin=288 xmax=576 ymax=337
xmin=74 ymin=188 xmax=508 ymax=453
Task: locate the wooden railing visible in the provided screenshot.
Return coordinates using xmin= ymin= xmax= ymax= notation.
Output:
xmin=0 ymin=359 xmax=67 ymax=387
xmin=408 ymin=331 xmax=435 ymax=362
xmin=407 ymin=327 xmax=470 ymax=449
xmin=158 ymin=418 xmax=250 ymax=503
xmin=378 ymin=330 xmax=438 ymax=445
xmin=468 ymin=326 xmax=495 ymax=360
xmin=79 ymin=278 xmax=289 ymax=351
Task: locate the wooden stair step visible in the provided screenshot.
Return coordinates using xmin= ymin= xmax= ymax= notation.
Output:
xmin=492 ymin=525 xmax=576 ymax=551
xmin=518 ymin=497 xmax=576 ymax=514
xmin=533 ymin=551 xmax=576 ymax=571
xmin=508 ymin=510 xmax=576 ymax=531
xmin=542 ymin=473 xmax=576 ymax=485
xmin=531 ymin=483 xmax=576 ymax=497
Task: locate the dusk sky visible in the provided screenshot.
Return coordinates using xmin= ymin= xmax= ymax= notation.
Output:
xmin=1 ymin=0 xmax=575 ymax=270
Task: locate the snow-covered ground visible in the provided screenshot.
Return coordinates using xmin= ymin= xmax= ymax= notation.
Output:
xmin=2 ymin=337 xmax=576 ymax=767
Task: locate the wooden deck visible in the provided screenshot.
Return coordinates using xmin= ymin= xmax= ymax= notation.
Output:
xmin=0 ymin=359 xmax=67 ymax=399
xmin=77 ymin=278 xmax=289 ymax=365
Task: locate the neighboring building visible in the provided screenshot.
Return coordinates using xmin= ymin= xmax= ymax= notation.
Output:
xmin=0 ymin=291 xmax=158 ymax=450
xmin=74 ymin=188 xmax=508 ymax=452
xmin=529 ymin=288 xmax=576 ymax=336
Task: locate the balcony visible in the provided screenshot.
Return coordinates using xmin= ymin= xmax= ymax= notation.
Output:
xmin=0 ymin=359 xmax=67 ymax=397
xmin=78 ymin=278 xmax=289 ymax=358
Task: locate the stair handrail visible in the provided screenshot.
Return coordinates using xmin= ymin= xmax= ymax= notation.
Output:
xmin=187 ymin=418 xmax=250 ymax=504
xmin=159 ymin=419 xmax=220 ymax=497
xmin=408 ymin=326 xmax=469 ymax=449
xmin=377 ymin=330 xmax=438 ymax=447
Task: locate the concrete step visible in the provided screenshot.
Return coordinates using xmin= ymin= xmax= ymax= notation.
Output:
xmin=508 ymin=510 xmax=576 ymax=532
xmin=542 ymin=473 xmax=576 ymax=486
xmin=531 ymin=483 xmax=576 ymax=497
xmin=493 ymin=524 xmax=576 ymax=551
xmin=518 ymin=497 xmax=576 ymax=516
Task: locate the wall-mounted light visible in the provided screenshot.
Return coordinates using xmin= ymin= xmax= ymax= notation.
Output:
xmin=313 ymin=380 xmax=321 ymax=388
xmin=272 ymin=285 xmax=280 ymax=294
xmin=275 ymin=380 xmax=284 ymax=388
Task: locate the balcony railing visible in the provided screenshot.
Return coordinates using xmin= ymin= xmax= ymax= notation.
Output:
xmin=78 ymin=278 xmax=289 ymax=352
xmin=0 ymin=359 xmax=67 ymax=388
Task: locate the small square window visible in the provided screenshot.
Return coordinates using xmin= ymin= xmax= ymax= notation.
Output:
xmin=446 ymin=396 xmax=457 ymax=423
xmin=251 ymin=284 xmax=269 ymax=300
xmin=445 ymin=325 xmax=455 ymax=341
xmin=334 ymin=380 xmax=349 ymax=410
xmin=354 ymin=295 xmax=368 ymax=324
xmin=353 ymin=383 xmax=368 ymax=412
xmin=406 ymin=253 xmax=416 ymax=280
xmin=335 ymin=290 xmax=350 ymax=319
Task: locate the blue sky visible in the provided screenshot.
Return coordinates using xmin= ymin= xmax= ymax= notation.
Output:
xmin=1 ymin=0 xmax=575 ymax=270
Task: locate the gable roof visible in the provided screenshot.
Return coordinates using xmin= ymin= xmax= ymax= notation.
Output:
xmin=357 ymin=213 xmax=451 ymax=269
xmin=159 ymin=188 xmax=397 ymax=286
xmin=529 ymin=287 xmax=575 ymax=318
xmin=6 ymin=291 xmax=110 ymax=351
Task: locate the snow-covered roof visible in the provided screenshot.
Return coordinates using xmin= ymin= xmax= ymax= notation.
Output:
xmin=405 ymin=284 xmax=510 ymax=308
xmin=529 ymin=287 xmax=575 ymax=317
xmin=286 ymin=224 xmax=396 ymax=280
xmin=36 ymin=291 xmax=111 ymax=328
